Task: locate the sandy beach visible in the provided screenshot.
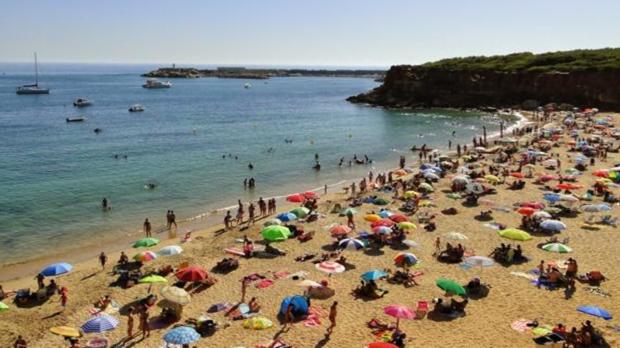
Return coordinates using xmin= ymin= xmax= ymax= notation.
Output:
xmin=1 ymin=110 xmax=619 ymax=348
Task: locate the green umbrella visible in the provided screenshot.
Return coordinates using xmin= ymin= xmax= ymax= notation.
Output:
xmin=0 ymin=302 xmax=9 ymax=311
xmin=497 ymin=228 xmax=532 ymax=241
xmin=374 ymin=198 xmax=389 ymax=205
xmin=436 ymin=278 xmax=466 ymax=296
xmin=290 ymin=207 xmax=310 ymax=218
xmin=133 ymin=237 xmax=160 ymax=248
xmin=341 ymin=208 xmax=357 ymax=216
xmin=542 ymin=243 xmax=573 ymax=253
xmin=261 ymin=225 xmax=291 ymax=242
xmin=139 ymin=275 xmax=168 ymax=284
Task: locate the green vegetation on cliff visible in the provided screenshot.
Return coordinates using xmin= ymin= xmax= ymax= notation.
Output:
xmin=421 ymin=48 xmax=620 ymax=73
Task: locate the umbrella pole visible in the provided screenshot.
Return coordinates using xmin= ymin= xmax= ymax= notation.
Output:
xmin=396 ymin=318 xmax=400 ymax=329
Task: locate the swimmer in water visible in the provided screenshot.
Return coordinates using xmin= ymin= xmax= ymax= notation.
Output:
xmin=248 ymin=163 xmax=254 ymax=170
xmin=452 ymin=131 xmax=456 ymax=136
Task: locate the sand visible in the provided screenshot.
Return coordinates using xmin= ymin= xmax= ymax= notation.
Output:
xmin=1 ymin=111 xmax=619 ymax=348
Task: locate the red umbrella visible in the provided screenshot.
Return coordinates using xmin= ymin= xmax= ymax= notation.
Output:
xmin=303 ymin=191 xmax=317 ymax=199
xmin=521 ymin=202 xmax=545 ymax=210
xmin=556 ymin=183 xmax=581 ymax=190
xmin=367 ymin=343 xmax=398 ymax=348
xmin=329 ymin=225 xmax=351 ymax=236
xmin=371 ymin=219 xmax=395 ymax=228
xmin=175 ymin=266 xmax=207 ymax=282
xmin=517 ymin=207 xmax=537 ymax=216
xmin=593 ymin=170 xmax=608 ymax=178
xmin=286 ymin=194 xmax=305 ymax=203
xmin=389 ymin=214 xmax=408 ymax=223
xmin=539 ymin=174 xmax=557 ymax=182
xmin=510 ymin=172 xmax=524 ymax=179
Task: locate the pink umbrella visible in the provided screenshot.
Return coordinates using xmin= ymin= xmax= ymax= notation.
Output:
xmin=371 ymin=219 xmax=395 ymax=228
xmin=539 ymin=174 xmax=557 ymax=182
xmin=383 ymin=304 xmax=415 ymax=328
xmin=372 ymin=226 xmax=392 ymax=235
xmin=315 ymin=261 xmax=345 ymax=274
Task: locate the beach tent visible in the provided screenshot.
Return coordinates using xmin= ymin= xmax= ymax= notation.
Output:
xmin=279 ymin=295 xmax=309 ymax=317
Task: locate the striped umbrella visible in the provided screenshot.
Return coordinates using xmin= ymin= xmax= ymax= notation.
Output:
xmin=133 ymin=251 xmax=157 ymax=262
xmin=338 ymin=238 xmax=365 ymax=250
xmin=164 ymin=326 xmax=201 ymax=344
xmin=81 ymin=314 xmax=119 ymax=333
xmin=394 ymin=252 xmax=418 ymax=267
xmin=542 ymin=243 xmax=573 ymax=253
xmin=372 ymin=226 xmax=392 ymax=235
xmin=315 ymin=261 xmax=345 ymax=274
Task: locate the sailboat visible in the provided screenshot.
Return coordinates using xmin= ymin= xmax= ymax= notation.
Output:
xmin=16 ymin=53 xmax=49 ymax=95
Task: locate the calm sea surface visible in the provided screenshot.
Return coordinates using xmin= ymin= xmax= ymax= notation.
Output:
xmin=0 ymin=64 xmax=515 ymax=264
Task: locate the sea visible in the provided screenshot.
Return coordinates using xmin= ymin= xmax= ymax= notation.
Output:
xmin=0 ymin=63 xmax=519 ymax=266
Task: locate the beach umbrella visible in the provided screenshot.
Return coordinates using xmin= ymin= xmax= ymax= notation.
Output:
xmin=577 ymin=306 xmax=612 ymax=320
xmin=539 ymin=174 xmax=557 ymax=182
xmin=593 ymin=169 xmax=609 ymax=178
xmin=402 ymin=240 xmax=421 ymax=248
xmin=581 ymin=204 xmax=611 ymax=213
xmin=361 ymin=269 xmax=388 ymax=282
xmin=403 ymin=190 xmax=420 ymax=199
xmin=436 ymin=278 xmax=466 ymax=296
xmin=498 ymin=228 xmax=532 ymax=241
xmin=341 ymin=207 xmax=358 ymax=216
xmin=315 ymin=261 xmax=345 ymax=274
xmin=0 ymin=302 xmax=8 ymax=312
xmin=41 ymin=262 xmax=73 ymax=276
xmin=451 ymin=176 xmax=470 ymax=185
xmin=383 ymin=304 xmax=415 ymax=328
xmin=133 ymin=251 xmax=157 ymax=262
xmin=276 ymin=212 xmax=297 ymax=222
xmin=510 ymin=172 xmax=524 ymax=179
xmin=175 ymin=266 xmax=208 ymax=282
xmin=261 ymin=225 xmax=291 ymax=242
xmin=398 ymin=222 xmax=417 ymax=230
xmin=419 ymin=183 xmax=434 ymax=192
xmin=159 ymin=245 xmax=183 ymax=256
xmin=50 ymin=326 xmax=81 ymax=338
xmin=558 ymin=194 xmax=579 ymax=203
xmin=389 ymin=214 xmax=409 ymax=223
xmin=298 ymin=280 xmax=322 ymax=288
xmin=446 ymin=193 xmax=462 ymax=200
xmin=424 ymin=172 xmax=440 ymax=181
xmin=371 ymin=218 xmax=395 ymax=228
xmin=444 ymin=232 xmax=468 ymax=241
xmin=81 ymin=314 xmax=119 ymax=333
xmin=373 ymin=198 xmax=390 ymax=205
xmin=338 ymin=238 xmax=365 ymax=250
xmin=542 ymin=243 xmax=573 ymax=253
xmin=543 ymin=193 xmax=561 ymax=203
xmin=394 ymin=252 xmax=418 ymax=267
xmin=133 ymin=237 xmax=160 ymax=248
xmin=485 ymin=175 xmax=500 ymax=184
xmin=280 ymin=295 xmax=309 ymax=317
xmin=521 ymin=202 xmax=545 ymax=210
xmin=372 ymin=226 xmax=392 ymax=235
xmin=463 ymin=256 xmax=495 ymax=268
xmin=303 ymin=191 xmax=318 ymax=199
xmin=556 ymin=183 xmax=581 ymax=190
xmin=364 ymin=214 xmax=381 ymax=222
xmin=532 ymin=211 xmax=552 ymax=220
xmin=540 ymin=220 xmax=566 ymax=232
xmin=160 ymin=286 xmax=191 ymax=305
xmin=367 ymin=343 xmax=398 ymax=348
xmin=330 ymin=225 xmax=352 ymax=236
xmin=517 ymin=207 xmax=537 ymax=216
xmin=139 ymin=275 xmax=167 ymax=284
xmin=465 ymin=182 xmax=484 ymax=194
xmin=163 ymin=326 xmax=201 ymax=344
xmin=263 ymin=218 xmax=282 ymax=226
xmin=286 ymin=193 xmax=305 ymax=203
xmin=290 ymin=207 xmax=309 ymax=218
xmin=378 ymin=210 xmax=393 ymax=218
xmin=243 ymin=316 xmax=273 ymax=330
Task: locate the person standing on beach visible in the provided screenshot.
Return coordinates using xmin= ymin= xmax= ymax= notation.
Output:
xmin=35 ymin=273 xmax=45 ymax=289
xmin=170 ymin=211 xmax=177 ymax=229
xmin=99 ymin=252 xmax=107 ymax=269
xmin=271 ymin=199 xmax=277 ymax=214
xmin=324 ymin=184 xmax=328 ymax=195
xmin=224 ymin=211 xmax=232 ymax=231
xmin=126 ymin=306 xmax=135 ymax=339
xmin=433 ymin=237 xmax=441 ymax=257
xmin=327 ymin=301 xmax=338 ymax=335
xmin=143 ymin=218 xmax=152 ymax=238
xmin=258 ymin=197 xmax=266 ymax=216
xmin=60 ymin=287 xmax=68 ymax=310
xmin=13 ymin=335 xmax=27 ymax=348
xmin=139 ymin=308 xmax=150 ymax=339
xmin=166 ymin=210 xmax=172 ymax=229
xmin=248 ymin=203 xmax=255 ymax=225
xmin=237 ymin=200 xmax=244 ymax=224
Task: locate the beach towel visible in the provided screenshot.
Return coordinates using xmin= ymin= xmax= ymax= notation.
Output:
xmin=511 ymin=319 xmax=532 ymax=333
xmin=273 ymin=271 xmax=291 ymax=279
xmin=584 ymin=286 xmax=611 ymax=298
xmin=255 ymin=279 xmax=274 ymax=289
xmin=510 ymin=271 xmax=538 ymax=281
xmin=208 ymin=302 xmax=233 ymax=313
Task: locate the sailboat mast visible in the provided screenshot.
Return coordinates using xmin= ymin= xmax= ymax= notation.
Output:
xmin=34 ymin=52 xmax=39 ymax=86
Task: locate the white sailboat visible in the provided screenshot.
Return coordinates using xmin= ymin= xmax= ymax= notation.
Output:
xmin=16 ymin=53 xmax=49 ymax=95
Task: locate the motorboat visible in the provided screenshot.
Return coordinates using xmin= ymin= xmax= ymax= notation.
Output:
xmin=73 ymin=98 xmax=93 ymax=107
xmin=142 ymin=78 xmax=172 ymax=89
xmin=244 ymin=82 xmax=252 ymax=89
xmin=66 ymin=116 xmax=86 ymax=123
xmin=129 ymin=104 xmax=145 ymax=112
xmin=16 ymin=53 xmax=49 ymax=95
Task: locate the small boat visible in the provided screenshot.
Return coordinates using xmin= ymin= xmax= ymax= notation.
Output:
xmin=142 ymin=78 xmax=172 ymax=89
xmin=66 ymin=116 xmax=86 ymax=123
xmin=244 ymin=82 xmax=252 ymax=89
xmin=128 ymin=104 xmax=145 ymax=112
xmin=73 ymin=98 xmax=93 ymax=107
xmin=16 ymin=53 xmax=49 ymax=95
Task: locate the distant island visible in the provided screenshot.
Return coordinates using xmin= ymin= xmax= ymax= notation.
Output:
xmin=143 ymin=66 xmax=385 ymax=80
xmin=348 ymin=48 xmax=620 ymax=110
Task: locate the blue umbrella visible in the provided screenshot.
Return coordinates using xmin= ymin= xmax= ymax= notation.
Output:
xmin=378 ymin=210 xmax=393 ymax=218
xmin=163 ymin=326 xmax=201 ymax=345
xmin=540 ymin=220 xmax=566 ymax=231
xmin=361 ymin=269 xmax=388 ymax=281
xmin=81 ymin=314 xmax=119 ymax=333
xmin=41 ymin=262 xmax=73 ymax=276
xmin=276 ymin=212 xmax=297 ymax=222
xmin=279 ymin=295 xmax=308 ymax=317
xmin=543 ymin=193 xmax=561 ymax=203
xmin=577 ymin=306 xmax=612 ymax=320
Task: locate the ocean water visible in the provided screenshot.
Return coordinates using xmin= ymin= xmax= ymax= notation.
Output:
xmin=0 ymin=64 xmax=516 ymax=265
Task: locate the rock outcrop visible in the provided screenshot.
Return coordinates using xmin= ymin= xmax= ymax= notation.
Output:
xmin=348 ymin=65 xmax=620 ymax=110
xmin=143 ymin=68 xmax=385 ymax=80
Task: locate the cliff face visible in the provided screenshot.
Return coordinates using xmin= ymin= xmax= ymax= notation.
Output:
xmin=348 ymin=65 xmax=620 ymax=110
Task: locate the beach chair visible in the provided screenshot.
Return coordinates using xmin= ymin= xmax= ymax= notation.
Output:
xmin=415 ymin=301 xmax=429 ymax=319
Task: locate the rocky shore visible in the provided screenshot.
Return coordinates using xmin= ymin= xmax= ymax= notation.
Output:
xmin=143 ymin=67 xmax=385 ymax=79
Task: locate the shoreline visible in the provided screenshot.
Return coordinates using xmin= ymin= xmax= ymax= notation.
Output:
xmin=0 ymin=111 xmax=524 ymax=282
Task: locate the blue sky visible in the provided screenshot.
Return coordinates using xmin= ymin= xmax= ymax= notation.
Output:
xmin=1 ymin=0 xmax=619 ymax=67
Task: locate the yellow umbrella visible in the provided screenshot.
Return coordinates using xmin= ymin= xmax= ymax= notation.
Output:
xmin=50 ymin=326 xmax=81 ymax=337
xmin=139 ymin=275 xmax=168 ymax=284
xmin=596 ymin=178 xmax=612 ymax=185
xmin=398 ymin=222 xmax=417 ymax=230
xmin=243 ymin=316 xmax=273 ymax=330
xmin=418 ymin=200 xmax=435 ymax=207
xmin=485 ymin=175 xmax=500 ymax=183
xmin=364 ymin=214 xmax=382 ymax=222
xmin=403 ymin=191 xmax=419 ymax=199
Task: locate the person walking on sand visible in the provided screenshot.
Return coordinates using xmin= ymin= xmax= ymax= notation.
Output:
xmin=99 ymin=252 xmax=108 ymax=269
xmin=258 ymin=197 xmax=266 ymax=216
xmin=126 ymin=306 xmax=135 ymax=339
xmin=139 ymin=308 xmax=150 ymax=339
xmin=143 ymin=218 xmax=152 ymax=238
xmin=433 ymin=237 xmax=441 ymax=257
xmin=327 ymin=301 xmax=338 ymax=335
xmin=35 ymin=273 xmax=45 ymax=289
xmin=60 ymin=287 xmax=68 ymax=310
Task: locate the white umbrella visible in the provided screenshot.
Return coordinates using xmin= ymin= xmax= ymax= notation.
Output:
xmin=444 ymin=232 xmax=468 ymax=241
xmin=540 ymin=220 xmax=566 ymax=231
xmin=159 ymin=245 xmax=183 ymax=256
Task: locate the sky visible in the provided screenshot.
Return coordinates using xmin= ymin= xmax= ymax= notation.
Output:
xmin=1 ymin=0 xmax=619 ymax=67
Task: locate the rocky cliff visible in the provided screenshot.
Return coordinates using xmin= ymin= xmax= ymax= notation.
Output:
xmin=348 ymin=65 xmax=620 ymax=110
